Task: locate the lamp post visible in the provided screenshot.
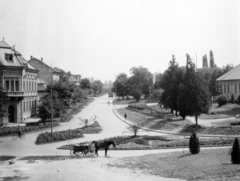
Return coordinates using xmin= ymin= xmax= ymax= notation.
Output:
xmin=51 ymin=72 xmax=53 ymax=133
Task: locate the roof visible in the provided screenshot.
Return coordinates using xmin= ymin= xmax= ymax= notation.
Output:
xmin=217 ymin=64 xmax=240 ymax=81
xmin=0 ymin=41 xmax=11 ymax=49
xmin=38 ymin=84 xmax=47 ymax=91
xmin=28 ymin=57 xmax=60 ymax=74
xmin=68 ymin=75 xmax=78 ymax=82
xmin=37 ymin=78 xmax=46 ymax=84
xmin=22 ymin=57 xmax=38 ymax=71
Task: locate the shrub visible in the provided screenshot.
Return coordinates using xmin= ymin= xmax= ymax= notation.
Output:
xmin=217 ymin=96 xmax=227 ymax=107
xmin=231 ymin=138 xmax=240 ymax=164
xmin=131 ymin=89 xmax=142 ymax=102
xmin=128 ymin=103 xmax=148 ymax=110
xmin=237 ymin=95 xmax=240 ymax=105
xmin=231 ymin=94 xmax=235 ymax=104
xmin=189 ymin=133 xmax=200 ymax=154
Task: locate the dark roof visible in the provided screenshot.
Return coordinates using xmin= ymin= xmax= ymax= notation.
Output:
xmin=217 ymin=64 xmax=240 ymax=81
xmin=68 ymin=75 xmax=78 ymax=82
xmin=38 ymin=84 xmax=47 ymax=91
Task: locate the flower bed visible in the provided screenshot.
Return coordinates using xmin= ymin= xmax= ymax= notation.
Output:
xmin=36 ymin=129 xmax=84 ymax=144
xmin=81 ymin=121 xmax=102 ymax=134
xmin=0 ymin=123 xmax=60 ymax=137
xmin=181 ymin=125 xmax=240 ymax=135
xmin=58 ymin=135 xmax=235 ymax=150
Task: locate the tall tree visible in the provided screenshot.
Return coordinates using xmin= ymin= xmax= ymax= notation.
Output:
xmin=202 ymin=54 xmax=208 ymax=68
xmin=113 ymin=73 xmax=130 ymax=99
xmin=129 ymin=66 xmax=153 ymax=98
xmin=209 ymin=50 xmax=215 ymax=68
xmin=183 ymin=54 xmax=211 ymax=125
xmin=80 ymin=78 xmax=91 ymax=89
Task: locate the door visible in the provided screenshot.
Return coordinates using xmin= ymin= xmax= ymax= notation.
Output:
xmin=8 ymin=105 xmax=14 ymax=123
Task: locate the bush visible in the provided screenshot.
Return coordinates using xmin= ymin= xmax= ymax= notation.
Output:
xmin=217 ymin=96 xmax=227 ymax=107
xmin=237 ymin=95 xmax=240 ymax=105
xmin=128 ymin=103 xmax=148 ymax=110
xmin=189 ymin=133 xmax=200 ymax=154
xmin=231 ymin=138 xmax=240 ymax=164
xmin=36 ymin=129 xmax=83 ymax=144
xmin=231 ymin=94 xmax=235 ymax=104
xmin=132 ymin=89 xmax=142 ymax=102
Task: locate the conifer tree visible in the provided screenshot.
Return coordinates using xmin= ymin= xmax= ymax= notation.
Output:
xmin=231 ymin=138 xmax=240 ymax=164
xmin=189 ymin=132 xmax=200 ymax=154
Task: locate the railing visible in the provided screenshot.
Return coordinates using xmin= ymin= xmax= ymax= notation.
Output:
xmin=4 ymin=91 xmax=37 ymax=97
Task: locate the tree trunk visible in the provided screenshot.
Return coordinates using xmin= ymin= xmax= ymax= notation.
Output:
xmin=171 ymin=108 xmax=173 ymax=114
xmin=175 ymin=109 xmax=178 ymax=117
xmin=195 ymin=112 xmax=198 ymax=125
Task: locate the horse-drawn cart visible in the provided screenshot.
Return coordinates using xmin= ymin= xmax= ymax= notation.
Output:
xmin=70 ymin=144 xmax=95 ymax=157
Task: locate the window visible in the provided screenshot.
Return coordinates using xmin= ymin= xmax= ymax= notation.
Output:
xmin=235 ymin=85 xmax=237 ymax=93
xmin=5 ymin=53 xmax=13 ymax=62
xmin=228 ymin=85 xmax=230 ymax=93
xmin=11 ymin=80 xmax=14 ymax=91
xmin=5 ymin=80 xmax=9 ymax=91
xmin=15 ymin=81 xmax=19 ymax=91
xmin=224 ymin=85 xmax=226 ymax=93
xmin=23 ymin=102 xmax=25 ymax=112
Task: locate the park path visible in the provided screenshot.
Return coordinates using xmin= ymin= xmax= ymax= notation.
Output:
xmin=0 ymin=95 xmax=164 ymax=157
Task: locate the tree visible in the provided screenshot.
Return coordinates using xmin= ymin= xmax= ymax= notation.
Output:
xmin=189 ymin=133 xmax=200 ymax=154
xmin=209 ymin=50 xmax=215 ymax=68
xmin=231 ymin=138 xmax=240 ymax=164
xmin=113 ymin=73 xmax=130 ymax=99
xmin=183 ymin=54 xmax=211 ymax=125
xmin=129 ymin=66 xmax=153 ymax=98
xmin=92 ymin=80 xmax=103 ymax=95
xmin=158 ymin=55 xmax=185 ymax=116
xmin=202 ymin=54 xmax=208 ymax=68
xmin=132 ymin=89 xmax=142 ymax=102
xmin=125 ymin=123 xmax=141 ymax=137
xmin=80 ymin=78 xmax=91 ymax=89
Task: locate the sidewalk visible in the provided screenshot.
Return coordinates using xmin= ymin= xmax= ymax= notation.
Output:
xmin=112 ymin=104 xmax=240 ymax=138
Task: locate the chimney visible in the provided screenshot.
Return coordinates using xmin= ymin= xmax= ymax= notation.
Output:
xmin=31 ymin=56 xmax=33 ymax=59
xmin=41 ymin=57 xmax=43 ymax=62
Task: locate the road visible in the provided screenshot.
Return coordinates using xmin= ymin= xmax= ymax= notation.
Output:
xmin=0 ymin=95 xmax=164 ymax=157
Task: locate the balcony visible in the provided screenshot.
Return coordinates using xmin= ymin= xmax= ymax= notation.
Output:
xmin=4 ymin=91 xmax=37 ymax=97
xmin=5 ymin=91 xmax=25 ymax=97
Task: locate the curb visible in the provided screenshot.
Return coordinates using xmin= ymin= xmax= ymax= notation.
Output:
xmin=112 ymin=105 xmax=240 ymax=139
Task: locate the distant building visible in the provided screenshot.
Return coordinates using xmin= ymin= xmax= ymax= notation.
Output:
xmin=68 ymin=75 xmax=79 ymax=85
xmin=217 ymin=64 xmax=240 ymax=100
xmin=0 ymin=40 xmax=38 ymax=124
xmin=37 ymin=78 xmax=47 ymax=101
xmin=28 ymin=57 xmax=60 ymax=85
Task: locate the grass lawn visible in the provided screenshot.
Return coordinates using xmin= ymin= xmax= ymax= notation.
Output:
xmin=211 ymin=103 xmax=240 ymax=117
xmin=114 ymin=97 xmax=158 ymax=105
xmin=108 ymin=148 xmax=240 ymax=181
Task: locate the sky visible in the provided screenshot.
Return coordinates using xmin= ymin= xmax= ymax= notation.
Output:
xmin=0 ymin=0 xmax=239 ymax=83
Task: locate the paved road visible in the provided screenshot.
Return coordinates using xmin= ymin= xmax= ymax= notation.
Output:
xmin=0 ymin=95 xmax=165 ymax=157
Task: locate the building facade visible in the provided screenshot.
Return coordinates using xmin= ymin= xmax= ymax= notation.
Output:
xmin=217 ymin=64 xmax=240 ymax=101
xmin=28 ymin=57 xmax=60 ymax=85
xmin=0 ymin=41 xmax=38 ymax=124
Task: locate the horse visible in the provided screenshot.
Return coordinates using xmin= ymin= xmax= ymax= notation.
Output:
xmin=92 ymin=140 xmax=116 ymax=156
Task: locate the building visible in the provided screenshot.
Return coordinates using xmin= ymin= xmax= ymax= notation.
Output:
xmin=68 ymin=75 xmax=80 ymax=85
xmin=28 ymin=57 xmax=60 ymax=85
xmin=217 ymin=64 xmax=240 ymax=101
xmin=0 ymin=40 xmax=38 ymax=124
xmin=37 ymin=78 xmax=47 ymax=101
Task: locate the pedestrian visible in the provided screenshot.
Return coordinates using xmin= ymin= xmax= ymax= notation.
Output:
xmin=17 ymin=125 xmax=22 ymax=138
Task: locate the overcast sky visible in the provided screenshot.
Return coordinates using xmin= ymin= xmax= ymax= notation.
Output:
xmin=0 ymin=0 xmax=239 ymax=82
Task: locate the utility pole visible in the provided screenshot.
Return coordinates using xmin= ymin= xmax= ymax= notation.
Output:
xmin=51 ymin=68 xmax=53 ymax=134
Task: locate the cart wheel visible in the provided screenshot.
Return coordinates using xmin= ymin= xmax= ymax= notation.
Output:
xmin=88 ymin=150 xmax=95 ymax=156
xmin=70 ymin=149 xmax=76 ymax=156
xmin=21 ymin=133 xmax=26 ymax=139
xmin=12 ymin=134 xmax=18 ymax=140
